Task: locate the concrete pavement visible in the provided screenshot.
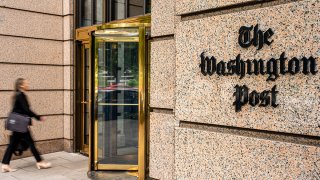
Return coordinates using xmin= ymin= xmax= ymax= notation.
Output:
xmin=0 ymin=151 xmax=139 ymax=180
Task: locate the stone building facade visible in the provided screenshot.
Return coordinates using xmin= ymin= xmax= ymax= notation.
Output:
xmin=0 ymin=0 xmax=319 ymax=179
xmin=0 ymin=0 xmax=74 ymax=157
xmin=149 ymin=0 xmax=320 ymax=179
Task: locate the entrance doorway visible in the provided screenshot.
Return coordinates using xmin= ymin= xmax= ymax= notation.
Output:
xmin=76 ymin=16 xmax=150 ymax=179
xmin=79 ymin=43 xmax=91 ymax=155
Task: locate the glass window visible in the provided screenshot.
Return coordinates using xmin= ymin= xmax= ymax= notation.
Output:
xmin=145 ymin=0 xmax=151 ymax=14
xmin=80 ymin=0 xmax=92 ymax=27
xmin=128 ymin=0 xmax=144 ymax=17
xmin=111 ymin=0 xmax=126 ymax=21
xmin=95 ymin=0 xmax=103 ymax=24
xmin=77 ymin=0 xmax=151 ymax=27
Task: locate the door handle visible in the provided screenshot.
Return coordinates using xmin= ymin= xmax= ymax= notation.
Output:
xmin=81 ymin=101 xmax=88 ymax=104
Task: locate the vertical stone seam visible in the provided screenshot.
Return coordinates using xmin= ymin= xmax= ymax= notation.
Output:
xmin=173 ymin=1 xmax=178 ymax=178
xmin=62 ymin=0 xmax=65 ymax=142
xmin=61 ymin=0 xmax=64 ymax=16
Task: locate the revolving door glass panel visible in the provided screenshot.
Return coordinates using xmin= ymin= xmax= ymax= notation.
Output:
xmin=95 ymin=29 xmax=140 ymax=168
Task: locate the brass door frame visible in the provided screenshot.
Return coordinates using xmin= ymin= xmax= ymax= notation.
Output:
xmin=80 ymin=43 xmax=91 ymax=155
xmin=75 ymin=15 xmax=151 ymax=179
xmin=92 ymin=24 xmax=148 ymax=179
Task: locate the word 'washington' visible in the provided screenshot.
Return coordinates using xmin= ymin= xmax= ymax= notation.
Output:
xmin=199 ymin=52 xmax=317 ymax=81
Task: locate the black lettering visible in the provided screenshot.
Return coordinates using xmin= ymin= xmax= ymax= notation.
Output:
xmin=258 ymin=59 xmax=266 ymax=75
xmin=252 ymin=59 xmax=260 ymax=75
xmin=259 ymin=90 xmax=270 ymax=107
xmin=288 ymin=57 xmax=300 ymax=75
xmin=246 ymin=60 xmax=253 ymax=75
xmin=227 ymin=60 xmax=236 ymax=75
xmin=236 ymin=55 xmax=246 ymax=79
xmin=199 ymin=52 xmax=207 ymax=76
xmin=199 ymin=52 xmax=217 ymax=76
xmin=264 ymin=28 xmax=274 ymax=46
xmin=217 ymin=61 xmax=226 ymax=75
xmin=279 ymin=52 xmax=287 ymax=75
xmin=253 ymin=24 xmax=264 ymax=50
xmin=238 ymin=26 xmax=253 ymax=48
xmin=301 ymin=56 xmax=318 ymax=75
xmin=233 ymin=85 xmax=249 ymax=112
xmin=266 ymin=58 xmax=279 ymax=81
xmin=249 ymin=91 xmax=260 ymax=106
xmin=271 ymin=85 xmax=279 ymax=108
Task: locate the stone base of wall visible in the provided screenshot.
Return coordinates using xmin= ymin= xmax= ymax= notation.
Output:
xmin=63 ymin=139 xmax=74 ymax=153
xmin=0 ymin=138 xmax=75 ymax=161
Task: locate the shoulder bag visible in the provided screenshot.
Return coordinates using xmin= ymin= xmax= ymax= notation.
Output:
xmin=5 ymin=113 xmax=30 ymax=133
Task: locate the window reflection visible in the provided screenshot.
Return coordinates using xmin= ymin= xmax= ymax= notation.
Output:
xmin=97 ymin=41 xmax=139 ymax=165
xmin=78 ymin=0 xmax=151 ymax=27
xmin=128 ymin=0 xmax=144 ymax=17
xmin=95 ymin=0 xmax=103 ymax=24
xmin=81 ymin=0 xmax=92 ymax=27
xmin=145 ymin=0 xmax=151 ymax=14
xmin=111 ymin=0 xmax=126 ymax=20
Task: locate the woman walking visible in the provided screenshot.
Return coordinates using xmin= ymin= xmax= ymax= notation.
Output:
xmin=2 ymin=78 xmax=51 ymax=172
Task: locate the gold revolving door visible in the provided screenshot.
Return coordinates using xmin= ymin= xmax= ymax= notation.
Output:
xmin=91 ymin=16 xmax=150 ymax=179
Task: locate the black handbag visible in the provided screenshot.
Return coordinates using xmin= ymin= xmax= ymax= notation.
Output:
xmin=5 ymin=113 xmax=30 ymax=133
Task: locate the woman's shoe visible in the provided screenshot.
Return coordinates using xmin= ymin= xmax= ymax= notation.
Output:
xmin=36 ymin=162 xmax=52 ymax=170
xmin=1 ymin=165 xmax=17 ymax=173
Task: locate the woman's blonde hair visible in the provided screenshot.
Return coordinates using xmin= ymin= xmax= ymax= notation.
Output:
xmin=15 ymin=78 xmax=25 ymax=92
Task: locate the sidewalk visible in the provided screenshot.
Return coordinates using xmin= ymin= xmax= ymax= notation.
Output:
xmin=0 ymin=151 xmax=139 ymax=180
xmin=0 ymin=151 xmax=89 ymax=180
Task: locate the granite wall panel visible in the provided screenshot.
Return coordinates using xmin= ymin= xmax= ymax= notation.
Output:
xmin=150 ymin=39 xmax=175 ymax=109
xmin=64 ymin=66 xmax=74 ymax=90
xmin=175 ymin=0 xmax=320 ymax=136
xmin=0 ymin=36 xmax=63 ymax=65
xmin=0 ymin=64 xmax=64 ymax=90
xmin=64 ymin=15 xmax=73 ymax=40
xmin=0 ymin=91 xmax=64 ymax=118
xmin=0 ymin=115 xmax=64 ymax=145
xmin=149 ymin=112 xmax=175 ymax=180
xmin=63 ymin=0 xmax=74 ymax=15
xmin=175 ymin=127 xmax=320 ymax=179
xmin=176 ymin=0 xmax=254 ymax=15
xmin=0 ymin=8 xmax=63 ymax=40
xmin=63 ymin=115 xmax=73 ymax=140
xmin=151 ymin=0 xmax=175 ymax=37
xmin=0 ymin=139 xmax=64 ymax=161
xmin=64 ymin=91 xmax=73 ymax=114
xmin=64 ymin=41 xmax=74 ymax=65
xmin=0 ymin=0 xmax=63 ymax=15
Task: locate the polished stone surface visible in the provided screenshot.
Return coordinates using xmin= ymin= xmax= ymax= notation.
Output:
xmin=64 ymin=41 xmax=74 ymax=65
xmin=64 ymin=66 xmax=74 ymax=90
xmin=63 ymin=0 xmax=74 ymax=15
xmin=0 ymin=36 xmax=63 ymax=65
xmin=0 ymin=0 xmax=63 ymax=15
xmin=63 ymin=115 xmax=73 ymax=140
xmin=176 ymin=0 xmax=253 ymax=15
xmin=175 ymin=127 xmax=320 ymax=179
xmin=0 ymin=115 xmax=64 ymax=144
xmin=0 ymin=8 xmax=63 ymax=40
xmin=151 ymin=0 xmax=175 ymax=37
xmin=175 ymin=0 xmax=320 ymax=136
xmin=64 ymin=15 xmax=74 ymax=40
xmin=0 ymin=64 xmax=64 ymax=90
xmin=64 ymin=91 xmax=73 ymax=114
xmin=149 ymin=112 xmax=175 ymax=180
xmin=0 ymin=91 xmax=64 ymax=118
xmin=0 ymin=139 xmax=64 ymax=161
xmin=63 ymin=139 xmax=74 ymax=153
xmin=150 ymin=38 xmax=175 ymax=109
